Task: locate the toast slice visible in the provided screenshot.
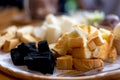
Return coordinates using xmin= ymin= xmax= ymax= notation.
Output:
xmin=73 ymin=58 xmax=104 ymax=71
xmin=87 ymin=30 xmax=105 ymax=46
xmin=92 ymin=41 xmax=109 ymax=60
xmin=56 ymin=55 xmax=73 ymax=70
xmin=68 ymin=29 xmax=84 ymax=48
xmin=71 ymin=47 xmax=91 ymax=59
xmin=53 ymin=33 xmax=69 ymax=56
xmin=105 ymin=46 xmax=117 ymax=63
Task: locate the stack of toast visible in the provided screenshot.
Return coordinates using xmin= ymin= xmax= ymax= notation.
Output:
xmin=53 ymin=24 xmax=116 ymax=71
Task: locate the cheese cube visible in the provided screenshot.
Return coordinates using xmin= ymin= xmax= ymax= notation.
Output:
xmin=45 ymin=24 xmax=61 ymax=44
xmin=0 ymin=32 xmax=16 ymax=49
xmin=17 ymin=26 xmax=33 ymax=37
xmin=20 ymin=34 xmax=36 ymax=43
xmin=3 ymin=38 xmax=19 ymax=52
xmin=32 ymin=26 xmax=47 ymax=40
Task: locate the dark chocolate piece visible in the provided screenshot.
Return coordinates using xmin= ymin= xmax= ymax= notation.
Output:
xmin=17 ymin=42 xmax=37 ymax=56
xmin=10 ymin=40 xmax=55 ymax=74
xmin=24 ymin=51 xmax=54 ymax=74
xmin=11 ymin=42 xmax=37 ymax=65
xmin=10 ymin=48 xmax=25 ymax=65
xmin=38 ymin=40 xmax=50 ymax=53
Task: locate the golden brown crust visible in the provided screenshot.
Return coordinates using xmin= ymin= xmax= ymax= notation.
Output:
xmin=71 ymin=48 xmax=91 ymax=59
xmin=73 ymin=58 xmax=104 ymax=71
xmin=87 ymin=40 xmax=96 ymax=51
xmin=87 ymin=30 xmax=104 ymax=46
xmin=53 ymin=33 xmax=69 ymax=56
xmin=68 ymin=37 xmax=84 ymax=48
xmin=105 ymin=46 xmax=117 ymax=63
xmin=56 ymin=55 xmax=73 ymax=70
xmin=53 ymin=24 xmax=116 ymax=72
xmin=92 ymin=41 xmax=109 ymax=60
xmin=92 ymin=32 xmax=115 ymax=62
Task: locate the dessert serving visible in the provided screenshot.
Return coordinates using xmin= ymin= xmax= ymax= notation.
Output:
xmin=0 ymin=13 xmax=119 ymax=80
xmin=8 ymin=23 xmax=116 ymax=75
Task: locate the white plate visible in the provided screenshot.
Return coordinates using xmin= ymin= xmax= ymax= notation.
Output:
xmin=0 ymin=52 xmax=120 ymax=80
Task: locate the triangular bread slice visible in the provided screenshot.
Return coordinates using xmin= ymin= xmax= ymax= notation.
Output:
xmin=53 ymin=33 xmax=69 ymax=56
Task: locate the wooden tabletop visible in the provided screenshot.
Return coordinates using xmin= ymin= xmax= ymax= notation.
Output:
xmin=0 ymin=71 xmax=18 ymax=80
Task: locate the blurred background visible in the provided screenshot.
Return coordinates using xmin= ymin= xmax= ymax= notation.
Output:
xmin=0 ymin=0 xmax=120 ymax=28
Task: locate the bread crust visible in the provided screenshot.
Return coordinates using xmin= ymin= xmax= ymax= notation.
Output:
xmin=73 ymin=58 xmax=104 ymax=71
xmin=106 ymin=46 xmax=117 ymax=63
xmin=56 ymin=55 xmax=73 ymax=70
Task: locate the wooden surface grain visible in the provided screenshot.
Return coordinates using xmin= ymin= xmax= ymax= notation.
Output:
xmin=0 ymin=71 xmax=17 ymax=80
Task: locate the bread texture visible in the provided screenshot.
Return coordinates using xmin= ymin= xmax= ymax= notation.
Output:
xmin=113 ymin=23 xmax=120 ymax=54
xmin=105 ymin=46 xmax=117 ymax=63
xmin=73 ymin=58 xmax=104 ymax=71
xmin=53 ymin=24 xmax=116 ymax=71
xmin=53 ymin=33 xmax=69 ymax=56
xmin=56 ymin=55 xmax=73 ymax=70
xmin=87 ymin=40 xmax=96 ymax=51
xmin=71 ymin=47 xmax=91 ymax=59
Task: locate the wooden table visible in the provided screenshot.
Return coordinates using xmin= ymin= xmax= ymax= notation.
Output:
xmin=0 ymin=71 xmax=18 ymax=80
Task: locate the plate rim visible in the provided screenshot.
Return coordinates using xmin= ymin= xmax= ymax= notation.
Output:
xmin=0 ymin=64 xmax=120 ymax=80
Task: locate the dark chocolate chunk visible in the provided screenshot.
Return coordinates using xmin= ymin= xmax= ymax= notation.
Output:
xmin=10 ymin=40 xmax=55 ymax=74
xmin=11 ymin=42 xmax=37 ymax=65
xmin=24 ymin=51 xmax=54 ymax=74
xmin=50 ymin=51 xmax=56 ymax=65
xmin=17 ymin=42 xmax=37 ymax=56
xmin=28 ymin=42 xmax=36 ymax=49
xmin=38 ymin=40 xmax=50 ymax=53
xmin=10 ymin=48 xmax=25 ymax=65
